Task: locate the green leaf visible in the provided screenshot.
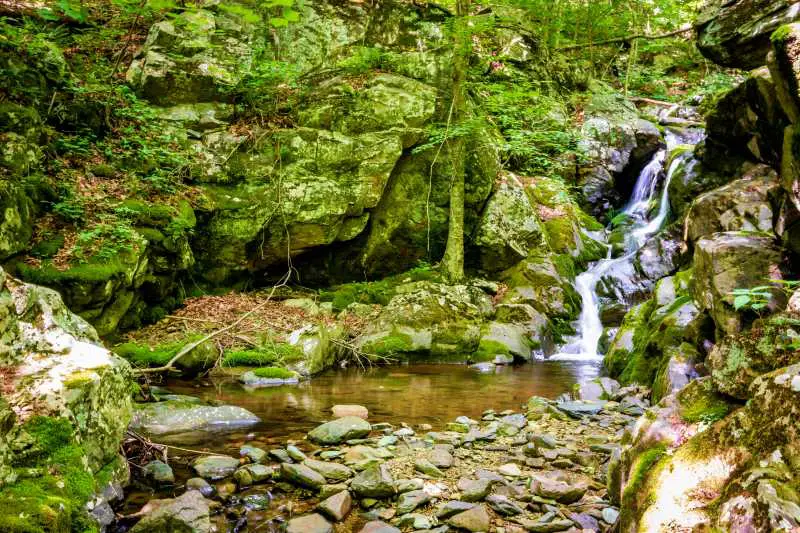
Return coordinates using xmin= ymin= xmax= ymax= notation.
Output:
xmin=269 ymin=17 xmax=289 ymax=27
xmin=733 ymin=295 xmax=750 ymax=310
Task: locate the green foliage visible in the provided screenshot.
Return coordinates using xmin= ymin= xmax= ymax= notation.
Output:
xmin=114 ymin=336 xmax=204 ymax=367
xmin=222 ymin=343 xmax=303 ymax=367
xmin=622 ymin=444 xmax=666 ymax=508
xmin=252 ymin=366 xmax=296 ymax=379
xmin=731 ymin=280 xmax=798 ymax=312
xmin=362 ymin=333 xmax=414 ymax=357
xmin=336 ymin=46 xmax=389 ymax=75
xmin=319 ymin=264 xmax=438 ymax=312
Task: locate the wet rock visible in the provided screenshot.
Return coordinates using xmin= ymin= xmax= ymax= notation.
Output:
xmin=308 ymin=416 xmax=372 ymax=445
xmin=458 ymin=477 xmax=493 ymax=502
xmin=351 ymin=464 xmax=395 ymax=498
xmin=446 ymin=504 xmax=491 ymax=532
xmin=130 ymin=490 xmax=211 ymax=533
xmin=286 ymin=513 xmax=332 ymax=533
xmin=130 ymin=401 xmax=260 ymax=438
xmin=303 ymin=459 xmax=354 ymax=482
xmin=359 ymin=520 xmax=401 ymax=533
xmin=332 ymin=404 xmax=369 ymax=419
xmin=486 ymin=494 xmax=524 ymax=516
xmin=396 ymin=489 xmax=432 ymax=514
xmin=186 ymin=477 xmax=215 ymax=498
xmin=269 ymin=448 xmax=293 ymax=463
xmin=240 ymin=370 xmax=300 ymax=387
xmin=281 ymin=462 xmax=327 ymax=489
xmin=317 ymin=490 xmax=352 ymax=521
xmin=240 ymin=445 xmax=266 ymax=464
xmin=143 ymin=460 xmax=174 ymax=484
xmin=286 ymin=444 xmax=307 ymax=462
xmin=236 ymin=464 xmax=272 ymax=483
xmin=414 ymin=458 xmax=445 ymax=478
xmin=192 ymin=455 xmax=240 ymax=480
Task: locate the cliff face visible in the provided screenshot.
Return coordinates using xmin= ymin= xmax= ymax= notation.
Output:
xmin=607 ymin=5 xmax=800 ymax=531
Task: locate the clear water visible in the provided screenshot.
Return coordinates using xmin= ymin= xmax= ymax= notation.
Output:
xmin=550 ymin=128 xmax=702 ymax=362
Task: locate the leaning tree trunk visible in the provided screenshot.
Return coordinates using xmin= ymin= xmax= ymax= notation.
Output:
xmin=441 ymin=0 xmax=470 ymax=284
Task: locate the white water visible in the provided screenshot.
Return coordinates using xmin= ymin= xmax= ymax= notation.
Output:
xmin=550 ymin=130 xmax=697 ymax=362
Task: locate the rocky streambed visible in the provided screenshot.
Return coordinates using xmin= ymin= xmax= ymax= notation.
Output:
xmin=117 ymin=372 xmax=640 ymax=533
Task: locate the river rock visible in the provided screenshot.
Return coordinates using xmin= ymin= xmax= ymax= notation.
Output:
xmin=130 ymin=490 xmax=212 ymax=533
xmin=186 ymin=477 xmax=215 ymax=498
xmin=392 ymin=513 xmax=431 ymax=529
xmin=308 ymin=416 xmax=372 ymax=444
xmin=429 ymin=447 xmax=454 ymax=468
xmin=351 ymin=464 xmax=395 ymax=498
xmin=240 ymin=444 xmax=267 ymax=464
xmin=437 ymin=500 xmax=476 ymax=518
xmin=317 ymin=490 xmax=352 ymax=521
xmin=396 ymin=489 xmax=432 ymax=514
xmin=446 ymin=504 xmax=491 ymax=532
xmin=192 ymin=455 xmax=240 ymax=480
xmin=530 ymin=471 xmax=588 ymax=503
xmin=359 ymin=521 xmax=401 ymax=533
xmin=303 ymin=459 xmax=354 ymax=482
xmin=486 ymin=494 xmax=524 ymax=516
xmin=281 ymin=462 xmax=327 ymax=489
xmin=414 ymin=458 xmax=444 ymax=478
xmin=130 ymin=401 xmax=260 ymax=438
xmin=286 ymin=444 xmax=307 ymax=462
xmin=458 ymin=477 xmax=493 ymax=502
xmin=143 ymin=460 xmax=175 ymax=484
xmin=331 ymin=404 xmax=369 ymax=419
xmin=286 ymin=513 xmax=332 ymax=533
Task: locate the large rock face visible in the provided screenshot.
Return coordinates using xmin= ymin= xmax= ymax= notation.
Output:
xmin=0 ymin=267 xmax=133 ymax=531
xmin=695 ymin=0 xmax=800 ymax=70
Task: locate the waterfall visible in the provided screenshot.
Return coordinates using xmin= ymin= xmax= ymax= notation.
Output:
xmin=550 ymin=129 xmax=700 ymax=362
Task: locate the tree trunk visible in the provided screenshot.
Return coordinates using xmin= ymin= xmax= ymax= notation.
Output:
xmin=441 ymin=0 xmax=469 ymax=284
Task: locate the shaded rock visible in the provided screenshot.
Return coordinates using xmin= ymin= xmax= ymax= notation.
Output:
xmin=143 ymin=460 xmax=174 ymax=484
xmin=286 ymin=513 xmax=332 ymax=533
xmin=308 ymin=416 xmax=372 ymax=445
xmin=186 ymin=478 xmax=214 ymax=498
xmin=317 ymin=490 xmax=352 ymax=522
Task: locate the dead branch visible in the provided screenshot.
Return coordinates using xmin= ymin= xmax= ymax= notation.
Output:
xmin=557 ymin=25 xmax=693 ymax=51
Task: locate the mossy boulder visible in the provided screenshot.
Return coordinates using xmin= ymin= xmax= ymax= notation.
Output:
xmin=684 ymin=163 xmax=779 ymax=242
xmin=474 ymin=177 xmax=544 ymax=272
xmin=707 ymin=314 xmax=800 ymax=399
xmin=692 ymin=232 xmax=785 ymax=335
xmin=0 ymin=267 xmax=133 ymax=531
xmin=500 ymin=253 xmax=580 ymax=321
xmin=695 ymin=0 xmax=800 ymax=70
xmin=130 ymin=400 xmax=260 ymax=440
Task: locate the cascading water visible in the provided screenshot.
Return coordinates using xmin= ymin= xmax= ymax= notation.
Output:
xmin=550 ymin=128 xmax=702 ymax=361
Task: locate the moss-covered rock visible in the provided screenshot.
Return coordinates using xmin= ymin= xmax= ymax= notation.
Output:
xmin=692 ymin=231 xmax=785 ymax=335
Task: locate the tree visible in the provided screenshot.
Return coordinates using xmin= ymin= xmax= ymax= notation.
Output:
xmin=441 ymin=0 xmax=471 ymax=283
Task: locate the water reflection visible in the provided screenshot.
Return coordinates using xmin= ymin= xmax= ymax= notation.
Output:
xmin=163 ymin=362 xmax=601 ymax=450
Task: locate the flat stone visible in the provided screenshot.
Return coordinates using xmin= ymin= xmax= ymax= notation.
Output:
xmin=555 ymin=400 xmax=607 ymax=418
xmin=303 ymin=459 xmax=354 ymax=482
xmin=281 ymin=462 xmax=326 ymax=489
xmin=358 ymin=521 xmax=401 ymax=533
xmin=319 ymin=483 xmax=349 ymax=499
xmin=309 ymin=417 xmax=372 ymax=445
xmin=395 ymin=478 xmax=424 ymax=493
xmin=486 ymin=494 xmax=524 ymax=516
xmin=429 ymin=448 xmax=454 ymax=469
xmin=392 ymin=513 xmax=431 ymax=529
xmin=317 ymin=490 xmax=352 ymax=521
xmin=396 ymin=489 xmax=432 ymax=514
xmin=436 ymin=500 xmax=476 ymax=519
xmin=286 ymin=513 xmax=332 ymax=533
xmin=446 ymin=504 xmax=491 ymax=532
xmin=192 ymin=455 xmax=240 ymax=480
xmin=332 ymin=404 xmax=369 ymax=419
xmin=497 ymin=463 xmax=522 ymax=477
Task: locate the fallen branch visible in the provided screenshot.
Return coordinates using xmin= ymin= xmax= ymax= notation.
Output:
xmin=135 ymin=275 xmax=290 ymax=375
xmin=557 ymin=25 xmax=693 ymax=51
xmin=630 ymin=96 xmax=676 ymax=107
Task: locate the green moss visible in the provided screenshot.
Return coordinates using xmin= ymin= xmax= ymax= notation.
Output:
xmin=114 ymin=335 xmax=204 ymax=367
xmin=0 ymin=417 xmax=100 ymax=533
xmin=472 ymin=339 xmax=512 ymax=361
xmin=251 ymin=366 xmax=296 ymax=379
xmin=771 ymin=24 xmax=794 ymax=45
xmin=222 ymin=343 xmax=303 ymax=366
xmin=17 ymin=257 xmax=130 ymax=284
xmin=622 ymin=444 xmax=667 ymax=509
xmin=319 ymin=264 xmax=439 ymax=312
xmin=362 ymin=332 xmax=415 ymax=357
xmin=678 ymin=380 xmax=733 ymax=424
xmin=30 ymin=235 xmax=65 ymax=259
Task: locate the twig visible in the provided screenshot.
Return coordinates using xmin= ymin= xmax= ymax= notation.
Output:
xmin=557 ymin=25 xmax=692 ymax=51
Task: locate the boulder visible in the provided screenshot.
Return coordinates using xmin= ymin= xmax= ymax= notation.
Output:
xmin=473 ymin=177 xmax=543 ymax=271
xmin=129 ymin=401 xmax=260 ymax=439
xmin=692 ymin=232 xmax=784 ymax=335
xmin=684 ymin=164 xmax=779 ymax=242
xmin=130 ymin=490 xmax=211 ymax=533
xmin=695 ymin=0 xmax=800 ymax=70
xmin=307 ymin=416 xmax=372 ymax=445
